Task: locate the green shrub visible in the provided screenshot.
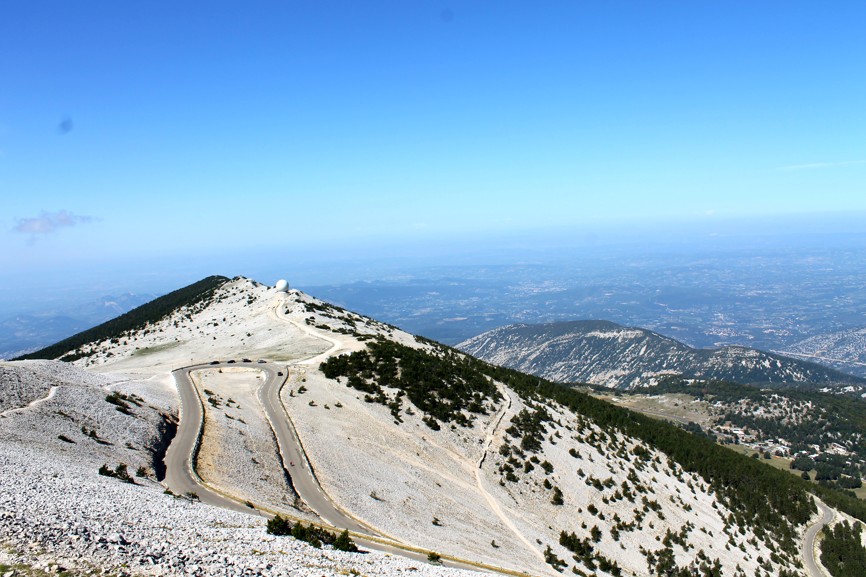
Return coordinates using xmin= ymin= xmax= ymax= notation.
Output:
xmin=98 ymin=463 xmax=134 ymax=484
xmin=333 ymin=529 xmax=358 ymax=552
xmin=266 ymin=515 xmax=293 ymax=536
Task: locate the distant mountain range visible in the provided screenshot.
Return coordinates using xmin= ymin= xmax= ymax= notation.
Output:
xmin=0 ymin=292 xmax=154 ymax=360
xmin=458 ymin=320 xmax=865 ymax=389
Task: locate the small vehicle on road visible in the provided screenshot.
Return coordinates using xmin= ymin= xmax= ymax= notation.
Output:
xmin=227 ymin=359 xmax=236 ymax=364
xmin=209 ymin=360 xmax=219 ymax=365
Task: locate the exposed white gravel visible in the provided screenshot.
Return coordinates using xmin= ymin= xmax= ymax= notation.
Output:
xmin=482 ymin=394 xmax=780 ymax=576
xmin=193 ymin=367 xmax=310 ymax=517
xmin=269 ymin=288 xmax=809 ymax=576
xmin=0 ymin=365 xmax=55 ymax=413
xmin=0 ymin=360 xmax=121 ymax=414
xmin=0 ymin=360 xmax=477 ymax=577
xmin=283 ymin=368 xmax=539 ymax=573
xmin=0 ymin=443 xmax=476 ymax=577
xmin=286 ymin=358 xmax=808 ymax=577
xmin=70 ymin=279 xmax=331 ymax=376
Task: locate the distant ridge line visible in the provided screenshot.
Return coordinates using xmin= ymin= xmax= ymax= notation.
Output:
xmin=458 ymin=319 xmax=865 ymax=389
xmin=15 ymin=275 xmax=230 ymax=362
xmin=771 ymin=350 xmax=866 ymax=368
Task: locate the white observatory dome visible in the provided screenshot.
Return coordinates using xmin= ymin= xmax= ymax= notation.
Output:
xmin=275 ymin=279 xmax=289 ymax=292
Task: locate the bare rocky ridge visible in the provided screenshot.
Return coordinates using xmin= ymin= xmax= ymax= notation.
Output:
xmin=0 ymin=277 xmax=843 ymax=576
xmin=780 ymin=326 xmax=866 ymax=379
xmin=0 ymin=444 xmax=470 ymax=577
xmin=457 ymin=320 xmax=864 ymax=389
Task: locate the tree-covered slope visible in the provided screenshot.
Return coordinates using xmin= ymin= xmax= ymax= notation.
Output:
xmin=15 ymin=275 xmax=230 ymax=362
xmin=458 ymin=320 xmax=865 ymax=389
xmin=820 ymin=520 xmax=866 ymax=577
xmin=645 ymin=377 xmax=866 ymax=491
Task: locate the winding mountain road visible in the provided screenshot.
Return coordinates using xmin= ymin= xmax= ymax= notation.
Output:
xmin=167 ymin=362 xmax=373 ymax=532
xmin=254 ymin=364 xmax=375 ymax=534
xmin=164 ymin=297 xmax=549 ymax=574
xmin=165 ymin=361 xmax=501 ymax=574
xmin=803 ymin=500 xmax=834 ymax=577
xmin=164 ymin=366 xmax=259 ymax=514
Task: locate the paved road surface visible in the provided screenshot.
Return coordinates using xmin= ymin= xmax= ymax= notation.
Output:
xmin=803 ymin=500 xmax=834 ymax=577
xmin=255 ymin=366 xmax=375 ymax=534
xmin=165 ymin=366 xmax=261 ymax=514
xmin=166 ymin=362 xmax=373 ymax=531
xmin=165 ymin=362 xmax=496 ymax=573
xmin=167 ymin=359 xmax=843 ymax=577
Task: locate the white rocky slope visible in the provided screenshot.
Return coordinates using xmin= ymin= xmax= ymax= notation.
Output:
xmin=0 ymin=360 xmax=472 ymax=577
xmin=1 ymin=277 xmax=824 ymax=576
xmin=287 ymin=352 xmax=809 ymax=576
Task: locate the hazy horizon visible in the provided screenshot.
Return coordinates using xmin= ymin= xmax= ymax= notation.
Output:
xmin=2 ymin=211 xmax=865 ymax=314
xmin=2 ymin=2 xmax=865 ymax=353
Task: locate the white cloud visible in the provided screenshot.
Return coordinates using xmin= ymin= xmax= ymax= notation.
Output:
xmin=13 ymin=210 xmax=96 ymax=239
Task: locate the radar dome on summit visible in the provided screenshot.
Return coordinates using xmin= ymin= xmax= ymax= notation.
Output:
xmin=275 ymin=279 xmax=289 ymax=292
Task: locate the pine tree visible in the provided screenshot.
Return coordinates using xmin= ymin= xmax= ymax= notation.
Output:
xmin=333 ymin=529 xmax=358 ymax=552
xmin=266 ymin=515 xmax=293 ymax=536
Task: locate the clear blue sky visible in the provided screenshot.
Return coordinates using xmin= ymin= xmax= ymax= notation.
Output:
xmin=1 ymin=2 xmax=865 ymax=304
